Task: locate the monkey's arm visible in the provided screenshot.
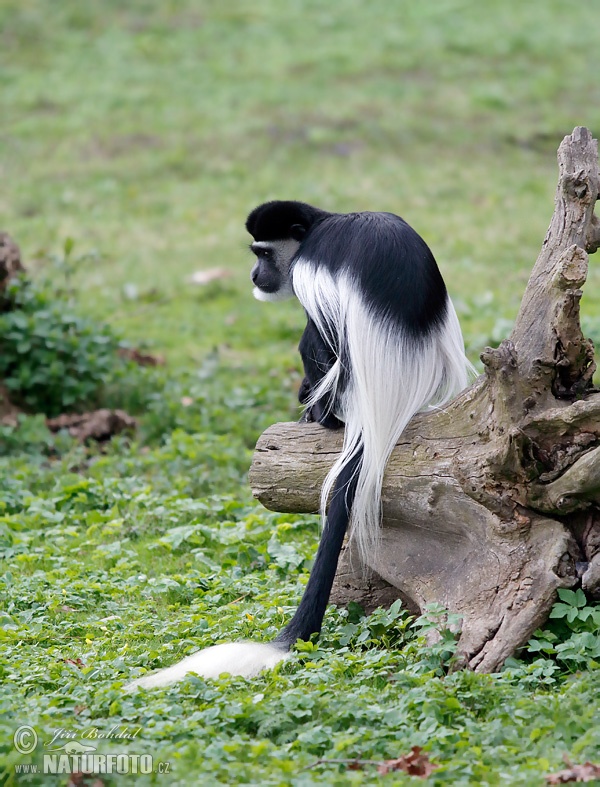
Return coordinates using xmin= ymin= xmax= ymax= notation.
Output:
xmin=298 ymin=319 xmax=344 ymax=430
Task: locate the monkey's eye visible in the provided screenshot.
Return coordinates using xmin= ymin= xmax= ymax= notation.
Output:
xmin=250 ymin=244 xmax=274 ymax=260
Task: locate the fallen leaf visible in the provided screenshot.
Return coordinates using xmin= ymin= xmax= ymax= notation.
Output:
xmin=188 ymin=267 xmax=232 ymax=285
xmin=377 ymin=747 xmax=438 ymax=778
xmin=545 ymin=761 xmax=600 ymax=784
xmin=62 ymin=658 xmax=85 ymax=669
xmin=118 ymin=347 xmax=165 ymax=366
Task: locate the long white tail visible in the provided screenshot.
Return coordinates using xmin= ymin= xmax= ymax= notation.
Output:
xmin=293 ymin=266 xmax=471 ymax=562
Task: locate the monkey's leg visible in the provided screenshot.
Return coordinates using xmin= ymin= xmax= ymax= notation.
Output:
xmin=274 ymin=447 xmax=362 ymax=645
xmin=298 ymin=319 xmax=344 ymax=429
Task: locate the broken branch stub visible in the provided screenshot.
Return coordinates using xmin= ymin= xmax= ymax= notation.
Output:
xmin=249 ymin=127 xmax=600 ymax=671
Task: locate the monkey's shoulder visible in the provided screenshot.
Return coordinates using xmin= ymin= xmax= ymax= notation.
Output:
xmin=296 ymin=211 xmax=448 ymax=332
xmin=300 ymin=211 xmax=438 ymax=274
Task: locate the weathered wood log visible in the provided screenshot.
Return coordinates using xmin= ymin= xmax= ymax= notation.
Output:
xmin=249 ymin=127 xmax=600 ymax=672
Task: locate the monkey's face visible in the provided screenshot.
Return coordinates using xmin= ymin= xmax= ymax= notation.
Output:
xmin=250 ymin=239 xmax=300 ymax=302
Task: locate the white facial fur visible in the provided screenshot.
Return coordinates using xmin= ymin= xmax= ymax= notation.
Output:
xmin=251 ymin=239 xmax=300 ymax=302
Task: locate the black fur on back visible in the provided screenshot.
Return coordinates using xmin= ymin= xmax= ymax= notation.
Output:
xmin=246 ymin=202 xmax=448 ymax=336
xmin=297 ymin=211 xmax=448 ymax=337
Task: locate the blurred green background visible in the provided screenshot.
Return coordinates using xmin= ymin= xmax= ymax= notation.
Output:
xmin=3 ymin=0 xmax=600 ymax=366
xmin=2 ymin=2 xmax=600 ymax=785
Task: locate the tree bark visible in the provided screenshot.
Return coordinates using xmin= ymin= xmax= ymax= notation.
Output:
xmin=248 ymin=127 xmax=600 ymax=672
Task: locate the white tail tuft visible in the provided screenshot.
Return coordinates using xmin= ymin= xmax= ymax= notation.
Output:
xmin=124 ymin=642 xmax=288 ymax=691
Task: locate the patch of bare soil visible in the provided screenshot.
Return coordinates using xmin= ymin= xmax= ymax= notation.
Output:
xmin=118 ymin=347 xmax=165 ymax=366
xmin=0 ymin=384 xmax=22 ymax=426
xmin=46 ymin=409 xmax=137 ymax=443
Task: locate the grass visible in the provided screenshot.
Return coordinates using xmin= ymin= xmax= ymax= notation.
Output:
xmin=1 ymin=0 xmax=600 ymax=784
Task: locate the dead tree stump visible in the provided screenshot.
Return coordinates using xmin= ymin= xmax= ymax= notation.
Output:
xmin=248 ymin=127 xmax=600 ymax=672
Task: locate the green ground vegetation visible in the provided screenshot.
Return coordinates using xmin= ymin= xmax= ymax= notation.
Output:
xmin=1 ymin=1 xmax=600 ymax=784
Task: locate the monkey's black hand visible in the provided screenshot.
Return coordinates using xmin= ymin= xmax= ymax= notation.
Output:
xmin=319 ymin=413 xmax=344 ymax=429
xmin=299 ymin=404 xmax=343 ymax=429
xmin=307 ymin=401 xmax=344 ymax=430
xmin=298 ymin=377 xmax=312 ymax=404
xmin=318 ymin=411 xmax=344 ymax=430
xmin=298 ymin=409 xmax=314 ymax=424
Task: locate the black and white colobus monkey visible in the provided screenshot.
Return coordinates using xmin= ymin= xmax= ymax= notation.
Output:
xmin=126 ymin=201 xmax=470 ymax=690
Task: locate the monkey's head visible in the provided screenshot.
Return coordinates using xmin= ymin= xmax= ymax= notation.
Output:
xmin=245 ymin=201 xmax=326 ymax=302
